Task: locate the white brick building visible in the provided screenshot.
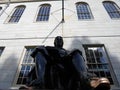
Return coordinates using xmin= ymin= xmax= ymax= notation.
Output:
xmin=0 ymin=0 xmax=120 ymax=89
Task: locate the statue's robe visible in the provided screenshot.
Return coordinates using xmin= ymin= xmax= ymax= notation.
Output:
xmin=26 ymin=46 xmax=92 ymax=90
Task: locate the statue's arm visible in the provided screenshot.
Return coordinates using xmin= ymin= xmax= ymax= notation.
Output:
xmin=31 ymin=46 xmax=49 ymax=58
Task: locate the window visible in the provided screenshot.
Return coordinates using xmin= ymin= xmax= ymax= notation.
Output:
xmin=83 ymin=45 xmax=114 ymax=84
xmin=0 ymin=7 xmax=2 ymax=11
xmin=8 ymin=5 xmax=25 ymax=23
xmin=103 ymin=1 xmax=120 ymax=19
xmin=17 ymin=47 xmax=35 ymax=85
xmin=76 ymin=2 xmax=93 ymax=20
xmin=36 ymin=4 xmax=51 ymax=21
xmin=0 ymin=47 xmax=4 ymax=57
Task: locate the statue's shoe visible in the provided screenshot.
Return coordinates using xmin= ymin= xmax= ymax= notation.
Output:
xmin=90 ymin=77 xmax=110 ymax=90
xmin=19 ymin=86 xmax=33 ymax=90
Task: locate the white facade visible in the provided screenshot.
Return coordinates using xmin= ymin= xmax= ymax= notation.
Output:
xmin=0 ymin=0 xmax=120 ymax=89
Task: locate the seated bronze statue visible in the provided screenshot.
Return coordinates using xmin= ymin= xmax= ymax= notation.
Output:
xmin=19 ymin=36 xmax=110 ymax=90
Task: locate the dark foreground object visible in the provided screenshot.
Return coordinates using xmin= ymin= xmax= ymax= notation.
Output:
xmin=19 ymin=36 xmax=110 ymax=90
xmin=19 ymin=46 xmax=110 ymax=90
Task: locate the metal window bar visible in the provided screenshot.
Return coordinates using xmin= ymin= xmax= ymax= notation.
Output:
xmin=76 ymin=3 xmax=92 ymax=19
xmin=9 ymin=6 xmax=25 ymax=23
xmin=17 ymin=48 xmax=35 ymax=84
xmin=0 ymin=7 xmax=2 ymax=11
xmin=85 ymin=46 xmax=113 ymax=84
xmin=103 ymin=2 xmax=120 ymax=18
xmin=36 ymin=5 xmax=50 ymax=21
xmin=0 ymin=48 xmax=4 ymax=56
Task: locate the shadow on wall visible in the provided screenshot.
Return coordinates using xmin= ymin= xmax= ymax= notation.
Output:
xmin=0 ymin=53 xmax=18 ymax=89
xmin=108 ymin=53 xmax=120 ymax=87
xmin=67 ymin=36 xmax=92 ymax=51
xmin=67 ymin=37 xmax=92 ymax=59
xmin=67 ymin=36 xmax=120 ymax=87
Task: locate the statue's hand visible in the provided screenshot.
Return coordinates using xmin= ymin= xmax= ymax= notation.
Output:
xmin=31 ymin=46 xmax=49 ymax=58
xmin=36 ymin=46 xmax=49 ymax=56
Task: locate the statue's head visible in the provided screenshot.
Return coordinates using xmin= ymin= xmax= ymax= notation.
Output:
xmin=54 ymin=36 xmax=63 ymax=48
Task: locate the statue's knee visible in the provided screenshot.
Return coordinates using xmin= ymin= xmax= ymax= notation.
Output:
xmin=70 ymin=49 xmax=82 ymax=56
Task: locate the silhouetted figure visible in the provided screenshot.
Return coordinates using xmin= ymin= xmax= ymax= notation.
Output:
xmin=20 ymin=36 xmax=110 ymax=90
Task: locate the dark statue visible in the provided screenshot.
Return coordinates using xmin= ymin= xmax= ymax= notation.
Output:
xmin=19 ymin=36 xmax=110 ymax=90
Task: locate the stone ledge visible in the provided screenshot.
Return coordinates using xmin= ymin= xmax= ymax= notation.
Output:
xmin=0 ymin=0 xmax=60 ymax=4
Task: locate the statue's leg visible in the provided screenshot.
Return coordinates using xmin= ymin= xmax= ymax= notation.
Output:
xmin=44 ymin=63 xmax=55 ymax=89
xmin=29 ymin=52 xmax=47 ymax=87
xmin=26 ymin=66 xmax=36 ymax=86
xmin=72 ymin=50 xmax=87 ymax=73
xmin=71 ymin=50 xmax=92 ymax=90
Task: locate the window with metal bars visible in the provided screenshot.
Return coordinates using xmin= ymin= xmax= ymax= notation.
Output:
xmin=16 ymin=47 xmax=35 ymax=85
xmin=0 ymin=47 xmax=4 ymax=57
xmin=76 ymin=2 xmax=93 ymax=20
xmin=0 ymin=7 xmax=2 ymax=11
xmin=103 ymin=1 xmax=120 ymax=19
xmin=8 ymin=5 xmax=25 ymax=23
xmin=83 ymin=45 xmax=114 ymax=84
xmin=36 ymin=4 xmax=51 ymax=21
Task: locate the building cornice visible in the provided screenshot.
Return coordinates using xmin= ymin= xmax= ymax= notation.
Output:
xmin=0 ymin=0 xmax=59 ymax=4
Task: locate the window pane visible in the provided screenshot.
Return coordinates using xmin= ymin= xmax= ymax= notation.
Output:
xmin=0 ymin=7 xmax=2 ymax=11
xmin=22 ymin=48 xmax=34 ymax=64
xmin=103 ymin=1 xmax=120 ymax=18
xmin=9 ymin=6 xmax=25 ymax=23
xmin=17 ymin=47 xmax=35 ymax=85
xmin=76 ymin=2 xmax=93 ymax=19
xmin=36 ymin=4 xmax=51 ymax=21
xmin=84 ymin=45 xmax=114 ymax=84
xmin=0 ymin=47 xmax=4 ymax=56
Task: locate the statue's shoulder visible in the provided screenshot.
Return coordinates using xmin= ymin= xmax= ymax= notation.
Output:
xmin=45 ymin=46 xmax=55 ymax=50
xmin=45 ymin=46 xmax=59 ymax=55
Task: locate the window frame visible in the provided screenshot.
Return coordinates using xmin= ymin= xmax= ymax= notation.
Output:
xmin=83 ymin=44 xmax=118 ymax=85
xmin=103 ymin=1 xmax=120 ymax=19
xmin=76 ymin=2 xmax=94 ymax=20
xmin=14 ymin=46 xmax=36 ymax=86
xmin=36 ymin=4 xmax=51 ymax=22
xmin=0 ymin=47 xmax=4 ymax=57
xmin=0 ymin=7 xmax=2 ymax=11
xmin=7 ymin=5 xmax=26 ymax=23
